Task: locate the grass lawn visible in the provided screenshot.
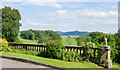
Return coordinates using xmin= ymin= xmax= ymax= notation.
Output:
xmin=62 ymin=37 xmax=77 ymax=46
xmin=19 ymin=37 xmax=38 ymax=44
xmin=18 ymin=36 xmax=79 ymax=46
xmin=1 ymin=52 xmax=103 ymax=68
xmin=61 ymin=36 xmax=79 ymax=46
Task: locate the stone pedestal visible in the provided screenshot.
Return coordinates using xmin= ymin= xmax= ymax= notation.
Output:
xmin=101 ymin=45 xmax=112 ymax=68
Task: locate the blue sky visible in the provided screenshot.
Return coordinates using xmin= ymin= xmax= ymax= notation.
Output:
xmin=1 ymin=1 xmax=119 ymax=33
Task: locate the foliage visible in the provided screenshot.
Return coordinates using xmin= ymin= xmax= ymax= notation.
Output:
xmin=0 ymin=39 xmax=12 ymax=52
xmin=0 ymin=39 xmax=8 ymax=47
xmin=82 ymin=42 xmax=95 ymax=48
xmin=89 ymin=32 xmax=116 ymax=47
xmin=45 ymin=30 xmax=62 ymax=40
xmin=20 ymin=30 xmax=35 ymax=40
xmin=14 ymin=39 xmax=23 ymax=43
xmin=92 ymin=35 xmax=105 ymax=47
xmin=88 ymin=32 xmax=106 ymax=42
xmin=118 ymin=28 xmax=120 ymax=39
xmin=42 ymin=39 xmax=83 ymax=63
xmin=114 ymin=29 xmax=120 ymax=63
xmin=1 ymin=6 xmax=21 ymax=42
xmin=45 ymin=40 xmax=64 ymax=59
xmin=20 ymin=29 xmax=62 ymax=44
xmin=88 ymin=31 xmax=119 ymax=63
xmin=76 ymin=36 xmax=91 ymax=46
xmin=81 ymin=42 xmax=95 ymax=60
xmin=62 ymin=51 xmax=83 ymax=62
xmin=37 ymin=33 xmax=50 ymax=44
xmin=114 ymin=51 xmax=120 ymax=64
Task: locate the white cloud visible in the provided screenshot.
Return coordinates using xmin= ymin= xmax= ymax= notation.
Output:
xmin=35 ymin=9 xmax=118 ymax=24
xmin=0 ymin=2 xmax=2 ymax=9
xmin=74 ymin=10 xmax=118 ymax=17
xmin=1 ymin=0 xmax=62 ymax=8
xmin=2 ymin=0 xmax=24 ymax=2
xmin=56 ymin=10 xmax=68 ymax=14
xmin=29 ymin=22 xmax=49 ymax=26
xmin=21 ymin=2 xmax=62 ymax=8
xmin=21 ymin=0 xmax=62 ymax=8
xmin=112 ymin=5 xmax=118 ymax=9
xmin=0 ymin=2 xmax=19 ymax=9
xmin=108 ymin=11 xmax=118 ymax=16
xmin=66 ymin=5 xmax=80 ymax=8
xmin=57 ymin=10 xmax=117 ymax=19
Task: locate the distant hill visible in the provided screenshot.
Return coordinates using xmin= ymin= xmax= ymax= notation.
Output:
xmin=56 ymin=31 xmax=89 ymax=36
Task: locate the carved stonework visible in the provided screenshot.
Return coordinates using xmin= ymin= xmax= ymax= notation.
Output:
xmin=104 ymin=37 xmax=108 ymax=46
xmin=99 ymin=38 xmax=112 ymax=68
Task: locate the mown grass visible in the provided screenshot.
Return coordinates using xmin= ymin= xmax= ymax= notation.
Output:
xmin=61 ymin=36 xmax=78 ymax=46
xmin=1 ymin=52 xmax=103 ymax=68
xmin=19 ymin=37 xmax=38 ymax=44
xmin=18 ymin=36 xmax=79 ymax=46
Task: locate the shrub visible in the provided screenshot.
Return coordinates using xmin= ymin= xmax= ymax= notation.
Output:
xmin=0 ymin=39 xmax=12 ymax=52
xmin=14 ymin=39 xmax=23 ymax=43
xmin=63 ymin=51 xmax=83 ymax=62
xmin=82 ymin=42 xmax=95 ymax=48
xmin=45 ymin=40 xmax=64 ymax=59
xmin=40 ymin=39 xmax=83 ymax=63
xmin=82 ymin=42 xmax=95 ymax=60
xmin=0 ymin=39 xmax=8 ymax=47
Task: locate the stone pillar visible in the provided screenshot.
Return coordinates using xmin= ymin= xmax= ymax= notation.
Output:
xmin=103 ymin=45 xmax=112 ymax=68
xmin=101 ymin=38 xmax=112 ymax=68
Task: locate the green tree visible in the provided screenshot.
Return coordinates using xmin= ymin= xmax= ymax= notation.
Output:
xmin=116 ymin=28 xmax=120 ymax=63
xmin=67 ymin=36 xmax=71 ymax=45
xmin=118 ymin=29 xmax=120 ymax=47
xmin=1 ymin=6 xmax=21 ymax=42
xmin=76 ymin=36 xmax=91 ymax=46
xmin=20 ymin=30 xmax=35 ymax=40
xmin=0 ymin=9 xmax=1 ymax=38
xmin=20 ymin=29 xmax=62 ymax=43
xmin=92 ymin=34 xmax=116 ymax=47
xmin=37 ymin=33 xmax=50 ymax=44
xmin=88 ymin=32 xmax=106 ymax=42
xmin=118 ymin=28 xmax=120 ymax=38
xmin=45 ymin=30 xmax=62 ymax=40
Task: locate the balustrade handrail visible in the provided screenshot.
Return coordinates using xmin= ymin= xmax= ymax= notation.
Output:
xmin=8 ymin=42 xmax=103 ymax=50
xmin=8 ymin=42 xmax=113 ymax=68
xmin=8 ymin=42 xmax=45 ymax=46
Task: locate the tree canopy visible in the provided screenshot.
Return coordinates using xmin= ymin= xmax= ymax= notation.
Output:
xmin=20 ymin=29 xmax=62 ymax=44
xmin=1 ymin=6 xmax=21 ymax=42
xmin=88 ymin=32 xmax=106 ymax=42
xmin=76 ymin=36 xmax=91 ymax=46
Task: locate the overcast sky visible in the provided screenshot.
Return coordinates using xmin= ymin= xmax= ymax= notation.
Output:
xmin=1 ymin=0 xmax=119 ymax=33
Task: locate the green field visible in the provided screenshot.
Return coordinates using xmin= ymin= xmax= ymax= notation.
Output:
xmin=61 ymin=36 xmax=79 ymax=46
xmin=18 ymin=36 xmax=79 ymax=46
xmin=19 ymin=37 xmax=38 ymax=44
